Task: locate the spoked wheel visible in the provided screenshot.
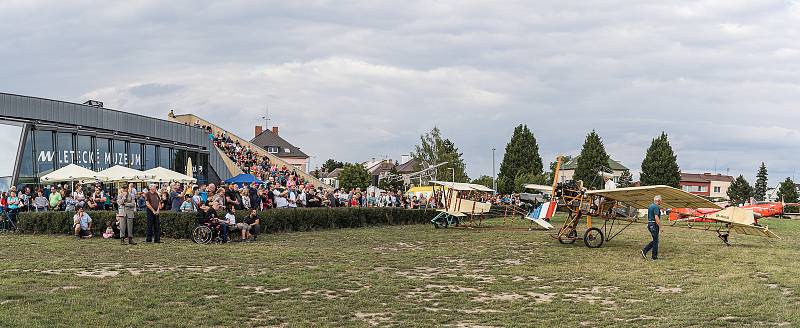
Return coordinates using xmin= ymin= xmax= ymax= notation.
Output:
xmin=584 ymin=227 xmax=604 ymax=248
xmin=558 ymin=228 xmax=578 ymax=244
xmin=192 ymin=225 xmax=212 ymax=244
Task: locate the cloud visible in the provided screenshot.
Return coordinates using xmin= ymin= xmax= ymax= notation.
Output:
xmin=2 ymin=0 xmax=800 ymax=186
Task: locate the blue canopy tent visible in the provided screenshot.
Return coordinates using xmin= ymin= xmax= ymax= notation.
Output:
xmin=223 ymin=173 xmax=264 ymax=187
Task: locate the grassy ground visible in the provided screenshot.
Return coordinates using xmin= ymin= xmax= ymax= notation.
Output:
xmin=0 ymin=214 xmax=798 ymax=327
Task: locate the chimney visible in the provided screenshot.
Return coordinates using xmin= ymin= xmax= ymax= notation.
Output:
xmin=255 ymin=125 xmax=263 ymax=137
xmin=272 ymin=126 xmax=279 ymax=135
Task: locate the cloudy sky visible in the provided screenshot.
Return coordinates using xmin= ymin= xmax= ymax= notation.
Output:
xmin=2 ymin=0 xmax=799 ymax=186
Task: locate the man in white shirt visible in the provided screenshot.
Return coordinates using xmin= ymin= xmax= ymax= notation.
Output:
xmin=273 ymin=188 xmax=289 ymax=208
xmin=604 ymin=174 xmax=617 ymax=190
xmin=288 ymin=187 xmax=298 ymax=208
xmin=220 ymin=208 xmax=236 ymax=243
xmin=298 ymin=188 xmax=307 ymax=207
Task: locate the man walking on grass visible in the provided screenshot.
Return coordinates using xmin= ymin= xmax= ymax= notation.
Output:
xmin=641 ymin=195 xmax=662 ymax=261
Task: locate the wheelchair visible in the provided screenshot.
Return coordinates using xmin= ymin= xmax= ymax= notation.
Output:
xmin=192 ymin=223 xmax=224 ymax=244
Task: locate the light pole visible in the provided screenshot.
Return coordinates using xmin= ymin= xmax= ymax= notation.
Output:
xmin=448 ymin=167 xmax=455 ymax=183
xmin=492 ymin=148 xmax=496 ymax=193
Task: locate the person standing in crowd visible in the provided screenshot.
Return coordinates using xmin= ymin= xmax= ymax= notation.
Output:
xmin=287 ymin=186 xmax=298 ymax=209
xmin=225 ymin=184 xmax=240 ymax=210
xmin=33 ymin=190 xmax=48 ymax=212
xmin=641 ymin=195 xmax=662 ymax=261
xmin=199 ymin=185 xmax=208 ymax=204
xmin=180 ymin=194 xmax=197 ymax=212
xmin=48 ymin=187 xmax=62 ymax=210
xmin=117 ymin=185 xmax=137 ymax=245
xmin=7 ymin=191 xmax=20 ymax=224
xmin=273 ymin=188 xmax=288 ymax=209
xmin=144 ymin=184 xmax=163 ymax=243
xmin=170 ymin=186 xmax=183 ymax=213
xmin=241 ymin=188 xmax=251 ymax=210
xmin=73 ymin=207 xmax=92 ymax=239
xmin=19 ymin=187 xmax=29 ymax=212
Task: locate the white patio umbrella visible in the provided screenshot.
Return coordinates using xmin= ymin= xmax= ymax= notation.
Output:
xmin=40 ymin=164 xmax=108 ymax=183
xmin=145 ymin=167 xmax=197 ymax=184
xmin=99 ymin=165 xmax=155 ymax=182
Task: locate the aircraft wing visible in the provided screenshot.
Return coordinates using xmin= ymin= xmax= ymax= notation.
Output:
xmin=524 ymin=184 xmax=553 ymax=194
xmin=706 ymin=207 xmax=780 ymax=239
xmin=586 ymin=185 xmax=721 ymax=210
xmin=430 ymin=180 xmax=494 ymax=192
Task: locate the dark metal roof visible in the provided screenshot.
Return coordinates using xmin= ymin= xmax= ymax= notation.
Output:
xmin=0 ymin=92 xmax=209 ymax=147
xmin=250 ymin=129 xmax=308 ymax=159
xmin=395 ymin=158 xmax=418 ymax=173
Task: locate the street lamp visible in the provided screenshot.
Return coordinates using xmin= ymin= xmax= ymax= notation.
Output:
xmin=448 ymin=167 xmax=455 ymax=183
xmin=492 ymin=148 xmax=496 ymax=193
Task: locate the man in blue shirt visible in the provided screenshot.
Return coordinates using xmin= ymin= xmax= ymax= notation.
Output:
xmin=641 ymin=195 xmax=663 ymax=260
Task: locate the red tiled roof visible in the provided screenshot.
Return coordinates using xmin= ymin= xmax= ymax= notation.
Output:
xmin=680 ymin=173 xmax=734 ymax=183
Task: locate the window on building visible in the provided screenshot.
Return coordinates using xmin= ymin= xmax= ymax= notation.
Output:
xmin=267 ymin=146 xmax=279 ymax=154
xmin=714 ymin=186 xmax=721 ymax=193
xmin=113 ymin=140 xmax=127 ymax=166
xmin=34 ymin=130 xmax=55 ymax=176
xmin=19 ymin=130 xmax=34 ymax=179
xmin=129 ymin=143 xmax=142 ymax=170
xmin=158 ymin=146 xmax=172 ymax=169
xmin=55 ymin=132 xmax=74 ymax=169
xmin=698 ymin=186 xmax=707 ymax=192
xmin=144 ymin=144 xmax=157 ymax=170
xmin=76 ymin=135 xmax=93 ymax=170
xmin=284 ymin=148 xmax=290 ymax=153
xmin=95 ymin=138 xmax=111 ymax=171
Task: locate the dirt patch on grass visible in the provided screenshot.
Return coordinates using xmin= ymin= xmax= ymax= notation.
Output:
xmin=239 ymin=286 xmax=291 ymax=295
xmin=49 ymin=286 xmax=80 ymax=293
xmin=354 ymin=312 xmax=393 ymax=327
xmin=652 ymin=286 xmax=683 ymax=293
xmin=426 ymin=284 xmax=480 ymax=293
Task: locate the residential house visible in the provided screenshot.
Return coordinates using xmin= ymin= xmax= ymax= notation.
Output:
xmin=251 ymin=125 xmax=310 ymax=172
xmin=558 ymin=157 xmax=629 ymax=184
xmin=679 ymin=173 xmax=733 ymax=200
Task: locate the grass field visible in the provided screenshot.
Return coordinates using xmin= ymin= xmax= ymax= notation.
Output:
xmin=1 ymin=214 xmax=798 ymax=327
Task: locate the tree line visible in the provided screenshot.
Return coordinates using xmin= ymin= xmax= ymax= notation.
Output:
xmin=318 ymin=125 xmax=799 ymax=209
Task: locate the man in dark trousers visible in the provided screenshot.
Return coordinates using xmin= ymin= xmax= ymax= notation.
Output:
xmin=144 ymin=184 xmax=163 ymax=243
xmin=641 ymin=195 xmax=662 ymax=261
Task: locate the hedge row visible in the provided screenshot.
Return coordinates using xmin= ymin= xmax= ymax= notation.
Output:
xmin=16 ymin=208 xmax=439 ymax=239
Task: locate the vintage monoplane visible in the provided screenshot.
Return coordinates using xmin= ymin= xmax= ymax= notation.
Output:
xmin=533 ymin=157 xmax=780 ymax=248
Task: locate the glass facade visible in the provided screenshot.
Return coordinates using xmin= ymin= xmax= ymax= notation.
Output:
xmin=11 ymin=126 xmax=209 ymax=185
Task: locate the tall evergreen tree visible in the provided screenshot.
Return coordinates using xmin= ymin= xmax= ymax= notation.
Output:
xmin=776 ymin=177 xmax=799 ymax=213
xmin=412 ymin=127 xmax=469 ymax=183
xmin=727 ymin=175 xmax=754 ymax=206
xmin=497 ymin=124 xmax=543 ymax=193
xmin=754 ymin=162 xmax=768 ymax=201
xmin=640 ymin=132 xmax=681 ymax=188
xmin=617 ymin=169 xmax=633 ymax=188
xmin=573 ymin=131 xmax=610 ymax=190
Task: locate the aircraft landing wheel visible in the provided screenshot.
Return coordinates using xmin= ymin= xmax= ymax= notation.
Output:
xmin=584 ymin=227 xmax=604 ymax=248
xmin=558 ymin=228 xmax=578 ymax=244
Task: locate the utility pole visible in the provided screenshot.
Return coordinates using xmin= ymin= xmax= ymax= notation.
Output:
xmin=448 ymin=167 xmax=455 ymax=183
xmin=492 ymin=148 xmax=496 ymax=193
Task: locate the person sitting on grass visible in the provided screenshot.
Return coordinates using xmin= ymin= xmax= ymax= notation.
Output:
xmin=237 ymin=209 xmax=260 ymax=242
xmin=73 ymin=207 xmax=92 ymax=239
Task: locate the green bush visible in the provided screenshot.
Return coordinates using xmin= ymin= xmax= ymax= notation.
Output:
xmin=16 ymin=208 xmax=439 ymax=239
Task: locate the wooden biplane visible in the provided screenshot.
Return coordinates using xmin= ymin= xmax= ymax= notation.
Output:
xmin=429 ymin=180 xmax=494 ymax=228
